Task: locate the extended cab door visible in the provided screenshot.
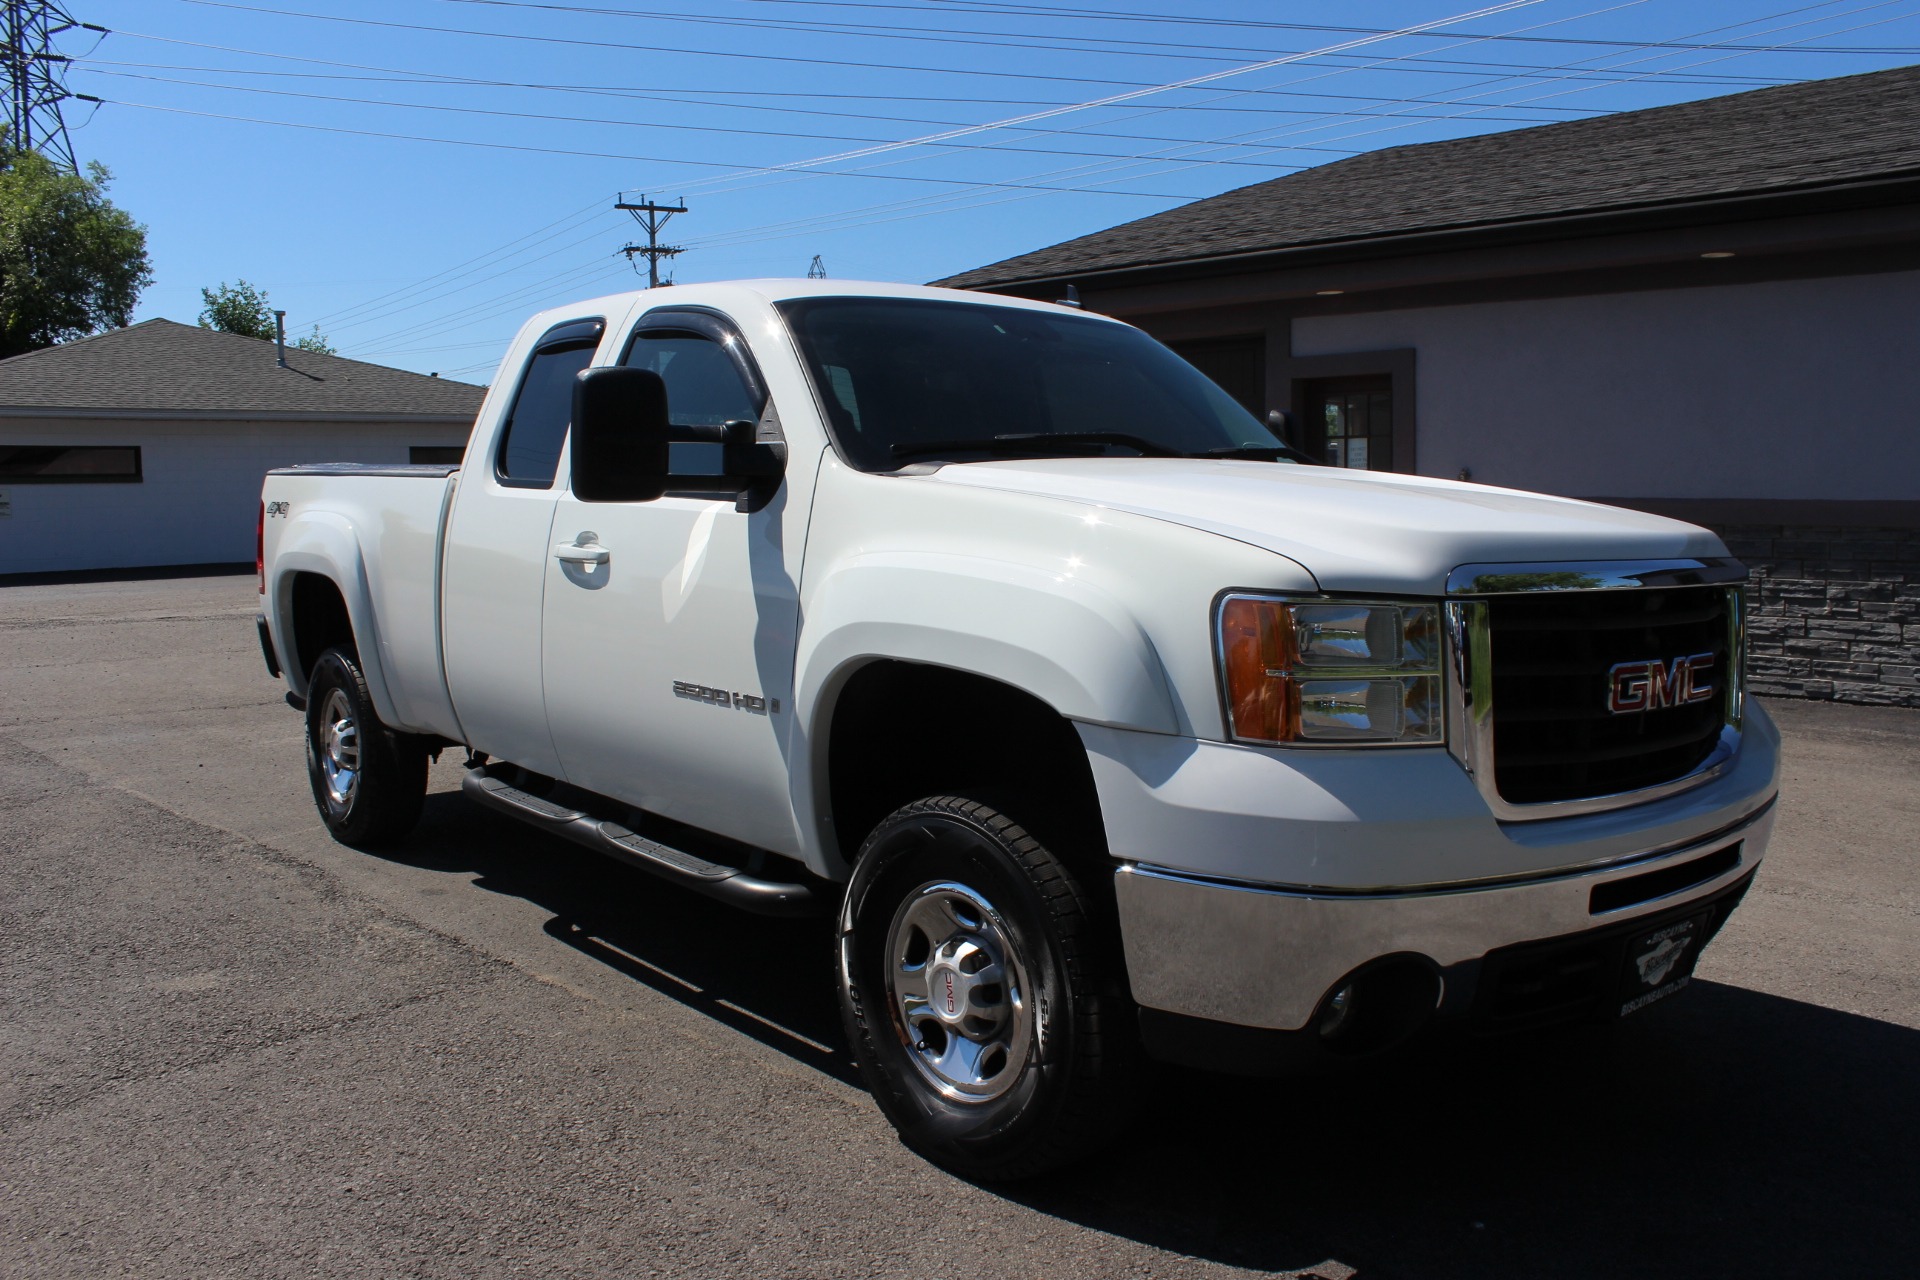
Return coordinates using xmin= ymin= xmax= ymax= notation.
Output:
xmin=442 ymin=315 xmax=610 ymax=776
xmin=539 ymin=307 xmax=808 ymax=855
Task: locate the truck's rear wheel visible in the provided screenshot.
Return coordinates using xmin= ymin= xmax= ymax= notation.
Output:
xmin=304 ymin=647 xmax=427 ymax=848
xmin=837 ymin=795 xmax=1142 ymax=1180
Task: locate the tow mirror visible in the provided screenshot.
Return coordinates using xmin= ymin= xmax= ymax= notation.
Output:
xmin=571 ymin=366 xmax=670 ymax=503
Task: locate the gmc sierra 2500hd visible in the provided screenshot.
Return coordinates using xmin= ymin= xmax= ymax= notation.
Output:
xmin=258 ymin=280 xmax=1778 ymax=1178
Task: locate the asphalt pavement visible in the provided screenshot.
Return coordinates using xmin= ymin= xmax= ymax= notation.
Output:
xmin=2 ymin=573 xmax=1915 ymax=1279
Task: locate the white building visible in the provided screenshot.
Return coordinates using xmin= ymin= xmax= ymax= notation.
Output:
xmin=0 ymin=320 xmax=483 ymax=576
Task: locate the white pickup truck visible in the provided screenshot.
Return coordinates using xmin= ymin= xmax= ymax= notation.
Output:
xmin=258 ymin=279 xmax=1779 ymax=1178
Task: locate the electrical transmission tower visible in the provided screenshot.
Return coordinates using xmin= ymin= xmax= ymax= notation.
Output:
xmin=615 ymin=195 xmax=685 ymax=288
xmin=2 ymin=2 xmax=101 ymax=170
xmin=807 ymin=255 xmax=826 ymax=279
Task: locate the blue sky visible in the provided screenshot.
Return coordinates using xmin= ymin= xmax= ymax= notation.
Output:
xmin=56 ymin=1 xmax=1920 ymax=380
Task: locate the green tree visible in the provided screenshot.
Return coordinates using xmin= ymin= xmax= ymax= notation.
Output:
xmin=293 ymin=323 xmax=335 ymax=357
xmin=0 ymin=133 xmax=152 ymax=358
xmin=198 ymin=279 xmax=275 ymax=340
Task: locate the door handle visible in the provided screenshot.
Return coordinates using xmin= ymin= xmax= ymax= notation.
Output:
xmin=554 ymin=540 xmax=609 ymax=566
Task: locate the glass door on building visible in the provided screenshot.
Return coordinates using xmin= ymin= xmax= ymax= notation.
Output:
xmin=1302 ymin=375 xmax=1392 ymax=470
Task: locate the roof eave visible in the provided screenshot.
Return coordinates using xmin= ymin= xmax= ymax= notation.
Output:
xmin=944 ymin=168 xmax=1920 ymax=293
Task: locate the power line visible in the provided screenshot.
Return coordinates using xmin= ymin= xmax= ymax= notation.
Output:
xmin=78 ymin=56 xmax=1640 ymax=130
xmin=75 ymin=68 xmax=1362 ymax=165
xmin=162 ymin=0 xmax=1809 ymax=94
xmin=86 ymin=97 xmax=1197 ymax=198
xmin=428 ymin=0 xmax=1920 ymax=68
xmin=721 ymin=0 xmax=1920 ymax=54
xmin=342 ymin=255 xmax=635 ymax=353
xmin=312 ymin=198 xmax=612 ymax=327
xmin=99 ymin=29 xmax=1740 ymax=115
xmin=324 ymin=215 xmax=625 ymax=334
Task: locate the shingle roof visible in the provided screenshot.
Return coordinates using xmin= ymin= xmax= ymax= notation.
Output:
xmin=0 ymin=319 xmax=487 ymax=418
xmin=937 ymin=63 xmax=1920 ymax=290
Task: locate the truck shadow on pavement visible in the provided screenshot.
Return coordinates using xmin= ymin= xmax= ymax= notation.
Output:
xmin=393 ymin=792 xmax=1916 ymax=1280
xmin=1011 ymin=986 xmax=1920 ymax=1278
xmin=399 ymin=791 xmax=856 ymax=1083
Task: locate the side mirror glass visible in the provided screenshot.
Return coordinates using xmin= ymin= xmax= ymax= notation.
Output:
xmin=571 ymin=366 xmax=669 ymax=502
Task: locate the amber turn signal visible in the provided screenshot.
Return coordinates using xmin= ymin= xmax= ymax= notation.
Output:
xmin=1220 ymin=596 xmax=1300 ymax=743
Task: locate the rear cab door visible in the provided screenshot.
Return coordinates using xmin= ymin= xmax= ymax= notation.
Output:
xmin=442 ymin=311 xmax=625 ymax=776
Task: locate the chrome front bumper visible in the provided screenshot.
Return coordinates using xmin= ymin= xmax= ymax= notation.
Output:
xmin=1115 ymin=798 xmax=1774 ymax=1032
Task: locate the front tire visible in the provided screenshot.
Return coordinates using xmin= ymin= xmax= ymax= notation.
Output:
xmin=304 ymin=647 xmax=427 ymax=848
xmin=837 ymin=795 xmax=1142 ymax=1180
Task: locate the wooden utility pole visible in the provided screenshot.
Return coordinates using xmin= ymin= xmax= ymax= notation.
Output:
xmin=616 ymin=195 xmax=686 ymax=288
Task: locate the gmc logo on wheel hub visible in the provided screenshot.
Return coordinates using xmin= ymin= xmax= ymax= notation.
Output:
xmin=1607 ymin=653 xmax=1716 ymax=714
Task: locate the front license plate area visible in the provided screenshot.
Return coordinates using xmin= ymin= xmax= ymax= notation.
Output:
xmin=1617 ymin=913 xmax=1709 ymax=1017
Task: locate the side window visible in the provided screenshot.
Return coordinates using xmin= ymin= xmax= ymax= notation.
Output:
xmin=497 ymin=321 xmax=602 ymax=486
xmin=625 ymin=331 xmax=764 ymax=477
xmin=626 ymin=332 xmax=761 ymax=426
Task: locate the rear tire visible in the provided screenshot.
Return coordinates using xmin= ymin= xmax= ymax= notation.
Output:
xmin=304 ymin=647 xmax=427 ymax=848
xmin=837 ymin=795 xmax=1143 ymax=1180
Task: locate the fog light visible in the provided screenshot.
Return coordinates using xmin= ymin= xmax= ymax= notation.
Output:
xmin=1319 ymin=983 xmax=1355 ymax=1039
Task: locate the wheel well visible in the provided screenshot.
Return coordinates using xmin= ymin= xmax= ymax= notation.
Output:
xmin=289 ymin=572 xmax=356 ymax=679
xmin=826 ymin=661 xmax=1109 ymax=885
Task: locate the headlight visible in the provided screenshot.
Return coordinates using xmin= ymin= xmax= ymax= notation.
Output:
xmin=1217 ymin=595 xmax=1444 ymax=746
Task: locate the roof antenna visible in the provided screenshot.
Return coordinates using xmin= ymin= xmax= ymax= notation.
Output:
xmin=1056 ymin=283 xmax=1082 ymax=309
xmin=274 ymin=310 xmax=287 ymax=367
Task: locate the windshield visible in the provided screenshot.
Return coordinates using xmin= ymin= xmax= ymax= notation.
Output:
xmin=777 ymin=296 xmax=1291 ymax=471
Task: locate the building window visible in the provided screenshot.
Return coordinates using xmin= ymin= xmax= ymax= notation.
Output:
xmin=410 ymin=446 xmax=465 ymax=464
xmin=1303 ymin=375 xmax=1393 ymax=470
xmin=1280 ymin=347 xmax=1415 ymax=474
xmin=0 ymin=445 xmax=142 ymax=483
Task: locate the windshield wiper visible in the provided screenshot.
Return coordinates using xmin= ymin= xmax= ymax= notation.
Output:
xmin=1195 ymin=443 xmax=1320 ymax=465
xmin=892 ymin=431 xmax=1183 ymax=461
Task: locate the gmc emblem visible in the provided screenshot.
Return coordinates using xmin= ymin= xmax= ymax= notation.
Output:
xmin=1607 ymin=653 xmax=1716 ymax=715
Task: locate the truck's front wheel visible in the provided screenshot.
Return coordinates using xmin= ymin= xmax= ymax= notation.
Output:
xmin=304 ymin=647 xmax=427 ymax=848
xmin=837 ymin=795 xmax=1141 ymax=1179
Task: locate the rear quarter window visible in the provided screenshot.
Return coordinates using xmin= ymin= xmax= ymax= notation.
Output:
xmin=496 ymin=320 xmax=603 ymax=486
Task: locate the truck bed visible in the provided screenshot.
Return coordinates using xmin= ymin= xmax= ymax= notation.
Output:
xmin=261 ymin=464 xmax=463 ymax=741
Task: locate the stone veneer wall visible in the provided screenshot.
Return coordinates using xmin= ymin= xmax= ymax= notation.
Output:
xmin=1714 ymin=524 xmax=1920 ymax=708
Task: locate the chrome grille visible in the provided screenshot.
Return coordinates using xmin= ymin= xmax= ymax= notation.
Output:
xmin=1444 ymin=559 xmax=1747 ymax=820
xmin=1487 ymin=586 xmax=1732 ymax=804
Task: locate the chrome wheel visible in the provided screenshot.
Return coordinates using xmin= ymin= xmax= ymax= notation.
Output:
xmin=885 ymin=880 xmax=1033 ymax=1102
xmin=317 ymin=687 xmax=360 ymax=810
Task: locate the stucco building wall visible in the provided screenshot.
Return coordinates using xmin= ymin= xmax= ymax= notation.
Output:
xmin=0 ymin=416 xmax=473 ymax=575
xmin=1290 ymin=268 xmax=1920 ymax=501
